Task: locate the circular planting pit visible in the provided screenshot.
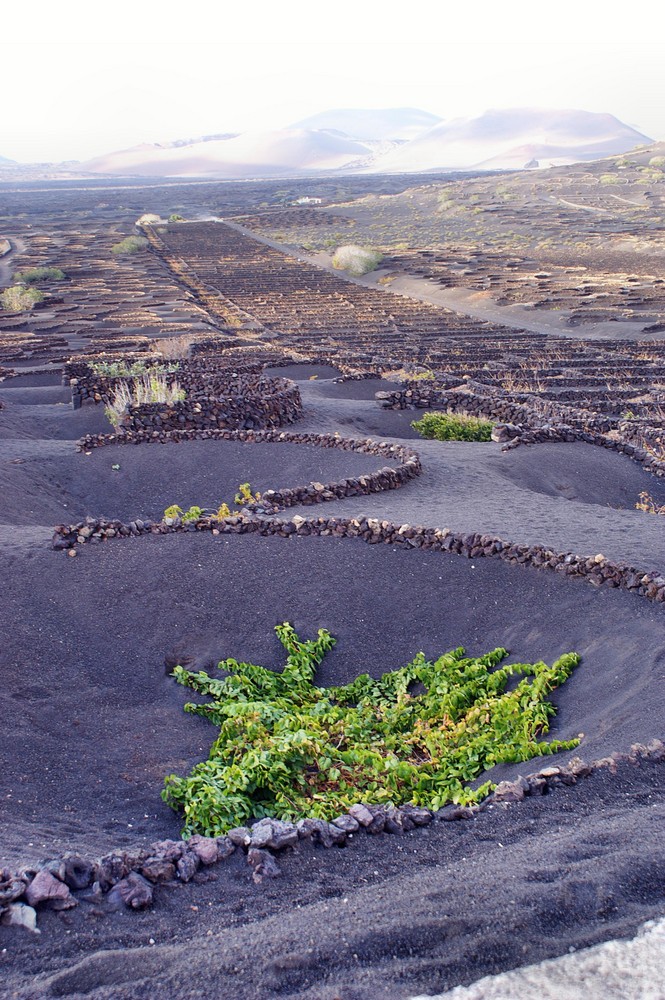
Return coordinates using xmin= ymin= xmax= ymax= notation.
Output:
xmin=2 ymin=438 xmax=395 ymax=527
xmin=1 ymin=531 xmax=663 ymax=867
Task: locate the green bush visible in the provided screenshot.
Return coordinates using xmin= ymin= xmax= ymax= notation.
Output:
xmin=331 ymin=244 xmax=383 ymax=276
xmin=14 ymin=266 xmax=65 ymax=283
xmin=0 ymin=285 xmax=44 ymax=313
xmin=162 ymin=623 xmax=580 ymax=836
xmin=111 ymin=235 xmax=149 ymax=255
xmin=411 ymin=411 xmax=493 ymax=442
xmin=90 ymin=359 xmax=179 ymax=378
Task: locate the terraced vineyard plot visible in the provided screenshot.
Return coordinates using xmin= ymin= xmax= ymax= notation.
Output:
xmin=150 ymin=221 xmax=522 ymax=358
xmin=384 ymin=247 xmax=665 ymax=330
xmin=0 ymin=226 xmax=229 ymax=364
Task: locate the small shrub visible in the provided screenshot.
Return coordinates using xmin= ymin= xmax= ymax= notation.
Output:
xmin=599 ymin=174 xmax=620 ymax=186
xmin=91 ymin=359 xmax=179 ymax=378
xmin=0 ymin=285 xmax=44 ymax=313
xmin=331 ymin=244 xmax=383 ymax=276
xmin=14 ymin=266 xmax=65 ymax=283
xmin=635 ymin=492 xmax=665 ymax=515
xmin=411 ymin=411 xmax=493 ymax=442
xmin=168 ymin=213 xmax=185 ymax=223
xmin=151 ymin=334 xmax=196 ymax=360
xmin=234 ymin=482 xmax=261 ymax=505
xmin=111 ymin=235 xmax=149 ymax=255
xmin=105 ymin=375 xmax=185 ymax=427
xmin=648 ymin=155 xmax=665 ymax=169
xmin=136 ymin=213 xmax=161 ymax=226
xmin=162 ymin=483 xmax=261 ymax=524
xmin=162 ymin=623 xmax=580 ymax=836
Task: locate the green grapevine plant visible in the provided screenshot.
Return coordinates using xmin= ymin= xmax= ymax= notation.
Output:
xmin=163 ymin=624 xmax=580 ymax=837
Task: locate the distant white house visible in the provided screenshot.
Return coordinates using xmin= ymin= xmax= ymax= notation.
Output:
xmin=292 ymin=196 xmax=323 ymax=206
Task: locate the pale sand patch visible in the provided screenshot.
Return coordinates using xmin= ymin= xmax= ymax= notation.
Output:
xmin=412 ymin=916 xmax=665 ymax=1000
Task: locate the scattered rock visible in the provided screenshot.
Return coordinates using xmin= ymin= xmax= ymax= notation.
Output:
xmin=1 ymin=902 xmax=40 ymax=934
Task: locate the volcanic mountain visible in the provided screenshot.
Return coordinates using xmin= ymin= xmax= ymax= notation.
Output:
xmin=288 ymin=107 xmax=442 ymax=141
xmin=82 ymin=128 xmax=372 ymax=178
xmin=372 ymin=108 xmax=652 ymax=172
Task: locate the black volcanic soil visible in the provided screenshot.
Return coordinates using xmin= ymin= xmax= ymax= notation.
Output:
xmin=1 ymin=370 xmax=664 ymax=999
xmin=2 ymin=528 xmax=664 ymax=869
xmin=0 ymin=437 xmax=391 ymax=526
xmin=2 ymin=760 xmax=663 ymax=1000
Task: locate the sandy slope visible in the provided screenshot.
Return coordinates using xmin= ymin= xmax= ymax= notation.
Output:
xmin=417 ymin=916 xmax=665 ymax=999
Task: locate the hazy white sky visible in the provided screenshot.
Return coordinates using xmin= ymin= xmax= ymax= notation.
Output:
xmin=3 ymin=0 xmax=663 ymax=162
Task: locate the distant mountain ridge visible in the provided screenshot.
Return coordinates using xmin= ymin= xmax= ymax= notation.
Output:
xmin=288 ymin=107 xmax=442 ymax=141
xmin=372 ymin=109 xmax=652 ymax=172
xmin=83 ymin=129 xmax=372 ymax=179
xmin=77 ymin=107 xmax=653 ymax=178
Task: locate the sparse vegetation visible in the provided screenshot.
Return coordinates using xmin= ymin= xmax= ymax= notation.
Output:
xmin=162 ymin=484 xmax=262 ymax=524
xmin=151 ymin=334 xmax=196 ymax=360
xmin=136 ymin=213 xmax=161 ymax=226
xmin=162 ymin=623 xmax=580 ymax=836
xmin=91 ymin=359 xmax=180 ymax=378
xmin=0 ymin=285 xmax=45 ymax=312
xmin=331 ymin=244 xmax=383 ymax=276
xmin=411 ymin=411 xmax=494 ymax=442
xmin=14 ymin=266 xmax=65 ymax=284
xmin=105 ymin=374 xmax=185 ymax=427
xmin=635 ymin=492 xmax=665 ymax=515
xmin=111 ymin=235 xmax=149 ymax=255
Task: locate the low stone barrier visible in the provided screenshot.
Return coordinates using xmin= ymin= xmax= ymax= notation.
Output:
xmin=120 ymin=378 xmax=302 ymax=433
xmin=53 ymin=504 xmax=665 ymax=605
xmin=380 ymin=385 xmax=665 ymax=478
xmin=377 ymin=384 xmax=618 ymax=434
xmin=2 ymin=743 xmax=662 ymax=929
xmin=63 ymin=357 xmax=304 ymax=432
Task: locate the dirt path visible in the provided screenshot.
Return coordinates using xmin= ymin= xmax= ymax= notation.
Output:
xmin=0 ymin=233 xmax=27 ymax=287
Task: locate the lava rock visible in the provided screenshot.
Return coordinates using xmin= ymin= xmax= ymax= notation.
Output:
xmin=176 ymin=852 xmax=200 ymax=883
xmin=1 ymin=902 xmax=40 ymax=934
xmin=111 ymin=872 xmax=154 ymax=910
xmin=140 ymin=857 xmax=176 ymax=884
xmin=250 ymin=819 xmax=298 ymax=851
xmin=348 ymin=803 xmax=374 ymax=827
xmin=247 ymin=849 xmax=281 ymax=883
xmin=62 ymin=854 xmax=95 ymax=891
xmin=187 ymin=835 xmax=219 ymax=865
xmin=25 ymin=869 xmax=76 ymax=910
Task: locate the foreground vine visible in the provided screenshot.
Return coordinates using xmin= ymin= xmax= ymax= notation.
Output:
xmin=163 ymin=624 xmax=580 ymax=836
